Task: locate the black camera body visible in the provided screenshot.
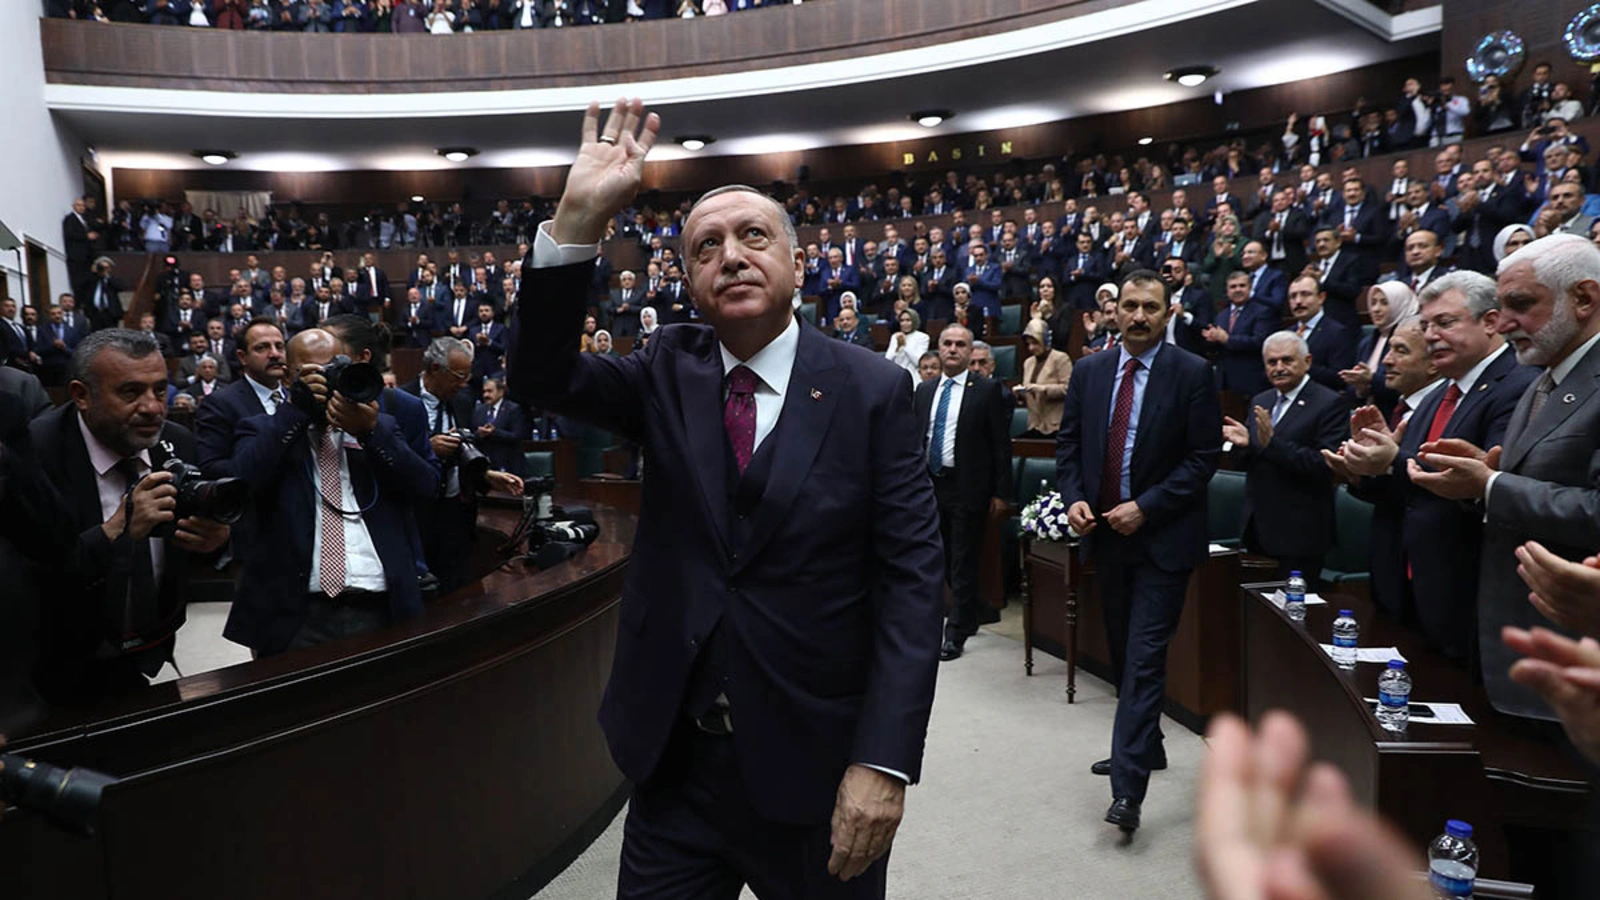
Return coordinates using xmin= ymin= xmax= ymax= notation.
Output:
xmin=448 ymin=428 xmax=491 ymax=493
xmin=291 ymin=354 xmax=384 ymax=417
xmin=149 ymin=458 xmax=248 ymax=539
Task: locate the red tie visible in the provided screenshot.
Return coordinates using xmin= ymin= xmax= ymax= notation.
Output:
xmin=316 ymin=430 xmax=347 ymax=597
xmin=1389 ymin=403 xmax=1405 ymax=431
xmin=1099 ymin=357 xmax=1141 ymax=511
xmin=724 ymin=366 xmax=759 ymax=474
xmin=1425 ymin=383 xmax=1462 ymax=444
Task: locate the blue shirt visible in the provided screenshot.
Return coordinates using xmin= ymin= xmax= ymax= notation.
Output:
xmin=1108 ymin=342 xmax=1162 ymax=503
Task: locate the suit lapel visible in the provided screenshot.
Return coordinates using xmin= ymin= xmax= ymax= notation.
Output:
xmin=1505 ymin=344 xmax=1600 ymax=471
xmin=734 ymin=326 xmax=844 ymax=575
xmin=676 ymin=338 xmax=733 ymax=557
xmin=56 ymin=408 xmax=105 ymax=528
xmin=1444 ymin=352 xmax=1507 ymax=441
xmin=1132 ymin=345 xmax=1172 ymax=470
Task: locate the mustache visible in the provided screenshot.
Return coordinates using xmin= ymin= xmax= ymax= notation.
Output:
xmin=1426 ymin=340 xmax=1451 ymax=355
xmin=1504 ymin=329 xmax=1531 ymax=344
xmin=714 ymin=271 xmax=761 ymax=293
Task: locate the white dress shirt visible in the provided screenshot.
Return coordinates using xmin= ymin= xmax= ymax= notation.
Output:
xmin=420 ymin=387 xmax=462 ymax=497
xmin=245 ymin=374 xmax=283 ymax=414
xmin=306 ymin=427 xmax=387 ymax=594
xmin=924 ymin=370 xmax=969 ymax=469
xmin=78 ymin=413 xmax=164 ymax=581
xmin=1398 ymin=378 xmax=1445 ymax=425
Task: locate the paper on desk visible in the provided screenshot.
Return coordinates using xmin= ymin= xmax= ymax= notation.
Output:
xmin=1208 ymin=543 xmax=1231 ymax=554
xmin=1364 ymin=699 xmax=1475 ymax=726
xmin=1269 ymin=589 xmax=1330 ymax=608
xmin=1319 ymin=645 xmax=1408 ymax=664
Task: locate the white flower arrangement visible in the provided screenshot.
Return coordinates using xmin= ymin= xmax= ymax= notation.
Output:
xmin=1020 ymin=490 xmax=1074 ymax=542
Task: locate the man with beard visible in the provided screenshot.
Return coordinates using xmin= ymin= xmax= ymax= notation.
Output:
xmin=1408 ymin=235 xmax=1600 ymax=720
xmin=28 ymin=329 xmax=231 ymax=705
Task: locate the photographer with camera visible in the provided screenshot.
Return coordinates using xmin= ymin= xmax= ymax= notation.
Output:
xmin=223 ymin=328 xmax=438 ymax=656
xmin=26 ymin=329 xmax=232 ymax=706
xmin=403 ymin=337 xmax=523 ymax=594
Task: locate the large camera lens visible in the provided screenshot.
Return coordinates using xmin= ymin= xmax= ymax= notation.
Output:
xmin=161 ymin=459 xmax=249 ymax=526
xmin=321 ymin=355 xmax=384 ymax=404
xmin=0 ymin=753 xmax=117 ymax=836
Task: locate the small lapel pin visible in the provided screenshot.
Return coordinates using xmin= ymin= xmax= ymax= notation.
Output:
xmin=1477 ymin=383 xmax=1488 ymax=392
xmin=1564 ymin=393 xmax=1577 ymax=404
xmin=1296 ymin=399 xmax=1305 ymax=406
xmin=810 ymin=388 xmax=822 ymax=400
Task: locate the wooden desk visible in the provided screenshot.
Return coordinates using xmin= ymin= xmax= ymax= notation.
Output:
xmin=1240 ymin=583 xmax=1591 ymax=881
xmin=0 ymin=501 xmax=634 ymax=900
xmin=1021 ymin=540 xmax=1243 ymax=731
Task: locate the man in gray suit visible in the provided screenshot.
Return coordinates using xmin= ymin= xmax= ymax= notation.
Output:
xmin=606 ymin=269 xmax=645 ymax=337
xmin=1411 ymin=234 xmax=1600 ymax=720
xmin=1533 ymin=180 xmax=1594 ymax=240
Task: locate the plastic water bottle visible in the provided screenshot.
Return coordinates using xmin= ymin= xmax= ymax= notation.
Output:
xmin=1284 ymin=571 xmax=1307 ymax=622
xmin=1428 ymin=820 xmax=1478 ymax=899
xmin=1331 ymin=609 xmax=1359 ymax=669
xmin=1377 ymin=659 xmax=1411 ymax=732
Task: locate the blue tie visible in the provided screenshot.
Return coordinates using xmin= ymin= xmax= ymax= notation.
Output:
xmin=929 ymin=378 xmax=954 ymax=474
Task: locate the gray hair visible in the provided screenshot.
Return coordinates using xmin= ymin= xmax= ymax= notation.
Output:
xmin=1418 ymin=270 xmax=1499 ymax=319
xmin=1499 ymin=232 xmax=1600 ymax=302
xmin=970 ymin=339 xmax=993 ymax=354
xmin=424 ymin=336 xmax=472 ymax=367
xmin=1262 ymin=330 xmax=1309 ymax=359
xmin=71 ymin=328 xmax=162 ymax=387
xmin=686 ymin=185 xmax=800 ymax=265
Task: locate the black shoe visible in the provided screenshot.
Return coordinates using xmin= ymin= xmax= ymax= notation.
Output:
xmin=1105 ymin=798 xmax=1141 ymax=832
xmin=939 ymin=640 xmax=964 ymax=661
xmin=1091 ymin=756 xmax=1167 ymax=776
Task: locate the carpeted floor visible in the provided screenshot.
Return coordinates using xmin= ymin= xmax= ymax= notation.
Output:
xmin=534 ymin=604 xmax=1207 ymax=899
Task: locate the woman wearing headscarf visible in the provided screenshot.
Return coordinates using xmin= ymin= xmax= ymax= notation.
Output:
xmin=1016 ymin=318 xmax=1073 ymax=438
xmin=1341 ymin=281 xmax=1418 ymax=417
xmin=885 ymin=307 xmax=929 ymax=378
xmin=1493 ymin=223 xmax=1535 ymax=263
xmin=592 ymin=329 xmax=617 ymax=357
xmin=1201 ymin=214 xmax=1245 ymax=290
xmin=634 ymin=306 xmax=659 ymax=352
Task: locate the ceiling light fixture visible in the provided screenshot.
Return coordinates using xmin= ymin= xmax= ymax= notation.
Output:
xmin=1137 ymin=136 xmax=1154 ymax=146
xmin=410 ymin=194 xmax=425 ymax=203
xmin=674 ymin=135 xmax=716 ymax=151
xmin=1166 ymin=66 xmax=1220 ymax=88
xmin=910 ymin=109 xmax=955 ymax=128
xmin=437 ymin=147 xmax=478 ymax=163
xmin=192 ymin=150 xmax=237 ymax=166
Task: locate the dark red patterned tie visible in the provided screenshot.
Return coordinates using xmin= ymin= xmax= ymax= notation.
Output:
xmin=724 ymin=365 xmax=759 ymax=474
xmin=1099 ymin=357 xmax=1141 ymax=511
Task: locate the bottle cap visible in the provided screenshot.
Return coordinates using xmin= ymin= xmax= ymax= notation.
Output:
xmin=1339 ymin=609 xmax=1353 ymax=616
xmin=1289 ymin=570 xmax=1302 ymax=577
xmin=1387 ymin=659 xmax=1406 ymax=669
xmin=1446 ymin=819 xmax=1473 ymax=838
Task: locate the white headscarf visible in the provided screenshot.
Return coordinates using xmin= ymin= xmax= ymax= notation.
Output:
xmin=1492 ymin=224 xmax=1536 ymax=263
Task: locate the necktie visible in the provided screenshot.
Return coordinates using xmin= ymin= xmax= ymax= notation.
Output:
xmin=1099 ymin=357 xmax=1141 ymax=511
xmin=1389 ymin=402 xmax=1406 ymax=431
xmin=1229 ymin=305 xmax=1241 ymax=330
xmin=1528 ymin=371 xmax=1556 ymax=422
xmin=1320 ymin=257 xmax=1330 ymax=277
xmin=1295 ymin=322 xmax=1307 ymax=337
xmin=1425 ymin=383 xmax=1463 ymax=444
xmin=112 ymin=457 xmax=156 ymax=639
xmin=928 ymin=377 xmax=955 ymax=474
xmin=433 ymin=402 xmax=445 ymax=435
xmin=725 ymin=365 xmax=759 ymax=474
xmin=268 ymin=387 xmax=285 ymax=413
xmin=315 ymin=429 xmax=346 ymax=597
xmin=1271 ymin=393 xmax=1290 ymax=425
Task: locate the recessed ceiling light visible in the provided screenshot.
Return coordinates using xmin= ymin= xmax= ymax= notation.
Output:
xmin=410 ymin=194 xmax=425 ymax=203
xmin=437 ymin=147 xmax=478 ymax=163
xmin=910 ymin=109 xmax=955 ymax=128
xmin=1137 ymin=137 xmax=1154 ymax=146
xmin=1166 ymin=66 xmax=1220 ymax=88
xmin=192 ymin=150 xmax=237 ymax=166
xmin=674 ymin=135 xmax=715 ymax=151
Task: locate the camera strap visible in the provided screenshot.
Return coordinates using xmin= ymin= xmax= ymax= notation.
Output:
xmin=305 ymin=426 xmax=380 ymax=517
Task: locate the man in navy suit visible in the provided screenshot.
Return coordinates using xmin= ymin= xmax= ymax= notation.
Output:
xmin=1056 ymin=269 xmax=1221 ymax=834
xmin=962 ymin=242 xmax=1004 ymax=319
xmin=819 ymin=246 xmax=860 ymax=322
xmin=1204 ymin=174 xmax=1243 ymax=227
xmin=1321 ymin=178 xmax=1389 ymax=271
xmin=507 ymin=100 xmax=942 ymax=897
xmin=1110 ymin=220 xmax=1157 ymax=278
xmin=1239 ymin=241 xmax=1287 ymax=313
xmin=224 ymin=328 xmax=438 ymax=657
xmin=1286 ymin=275 xmax=1357 ymax=392
xmin=1307 ymin=228 xmax=1374 ymax=329
xmin=1392 ymin=229 xmax=1454 ymax=292
xmin=472 ymin=376 xmax=530 ymax=476
xmin=1223 ymin=331 xmax=1347 ymax=582
xmin=353 ymin=252 xmax=391 ymax=311
xmin=1205 ymin=271 xmax=1277 ymax=397
xmin=37 ymin=304 xmax=83 ymax=386
xmin=466 ymin=301 xmax=507 ymax=387
xmin=1063 ymin=232 xmax=1109 ymax=312
xmin=395 ymin=286 xmax=438 ymax=349
xmin=196 ymin=319 xmax=289 ymax=482
xmin=1160 ymin=258 xmax=1212 ymax=357
xmin=1332 ymin=271 xmax=1536 ymax=663
xmin=1161 ymin=218 xmax=1203 ymax=269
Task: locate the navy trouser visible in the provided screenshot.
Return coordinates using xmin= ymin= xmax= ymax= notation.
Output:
xmin=1095 ymin=533 xmax=1190 ymax=805
xmin=618 ymin=720 xmax=888 ymax=900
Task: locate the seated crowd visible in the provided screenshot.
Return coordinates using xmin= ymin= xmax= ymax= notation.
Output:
xmin=43 ymin=0 xmax=794 ymax=29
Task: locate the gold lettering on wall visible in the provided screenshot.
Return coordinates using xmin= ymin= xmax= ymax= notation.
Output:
xmin=903 ymin=153 xmax=916 ymax=166
xmin=896 ymin=138 xmax=1015 ymax=168
xmin=1001 ymin=141 xmax=1013 ymax=155
xmin=952 ymin=148 xmax=962 ymax=160
xmin=978 ymin=145 xmax=985 ymax=157
xmin=928 ymin=151 xmax=939 ymax=162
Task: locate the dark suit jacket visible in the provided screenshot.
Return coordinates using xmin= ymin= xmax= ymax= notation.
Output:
xmin=1236 ymin=381 xmax=1347 ymax=559
xmin=913 ymin=373 xmax=1014 ymax=510
xmin=818 ymin=264 xmax=861 ymax=320
xmin=224 ymin=404 xmax=439 ymax=655
xmin=507 ymin=259 xmax=944 ymax=826
xmin=1245 ymin=265 xmax=1288 ymax=312
xmin=1167 ymin=285 xmax=1214 ymax=357
xmin=1321 ymin=200 xmax=1389 ymax=263
xmin=76 ymin=275 xmax=125 ymax=331
xmin=1251 ymin=208 xmax=1312 ymax=274
xmin=1055 ymin=342 xmax=1222 ymax=572
xmin=467 ymin=321 xmax=507 ymax=381
xmin=1062 ymin=250 xmax=1109 ymax=312
xmin=1351 ymin=329 xmax=1400 ymax=418
xmin=1350 ymin=347 xmax=1537 ymax=662
xmin=354 ymin=266 xmax=391 ymax=306
xmin=1303 ymin=317 xmax=1358 ymax=392
xmin=963 ymin=262 xmax=1003 ymax=317
xmin=395 ymin=300 xmax=438 ymax=348
xmin=1317 ymin=250 xmax=1374 ymax=315
xmin=1215 ymin=301 xmax=1278 ymax=396
xmin=471 ymin=398 xmax=531 ymax=475
xmin=63 ymin=212 xmax=94 ymax=266
xmin=27 ymin=406 xmax=199 ymax=705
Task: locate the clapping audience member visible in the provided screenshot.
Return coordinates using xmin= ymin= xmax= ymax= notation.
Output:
xmin=472 ymin=376 xmax=531 ymax=476
xmin=1014 ymin=318 xmax=1070 ymax=438
xmin=1340 ymin=281 xmax=1418 ymax=416
xmin=884 ymin=307 xmax=928 ymax=379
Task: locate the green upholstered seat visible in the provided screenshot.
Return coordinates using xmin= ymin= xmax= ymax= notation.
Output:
xmin=800 ymin=302 xmax=818 ymax=325
xmin=998 ymin=304 xmax=1023 ymax=336
xmin=1207 ymin=469 xmax=1246 ymax=547
xmin=860 ymin=313 xmax=879 ymax=328
xmin=1322 ymin=485 xmax=1375 ymax=584
xmin=523 ymin=451 xmax=554 ymax=478
xmin=991 ymin=344 xmax=1018 ymax=381
xmin=1010 ymin=407 xmax=1030 ymax=438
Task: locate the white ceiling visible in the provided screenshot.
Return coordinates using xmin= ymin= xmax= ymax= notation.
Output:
xmin=48 ymin=0 xmax=1439 ymax=173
